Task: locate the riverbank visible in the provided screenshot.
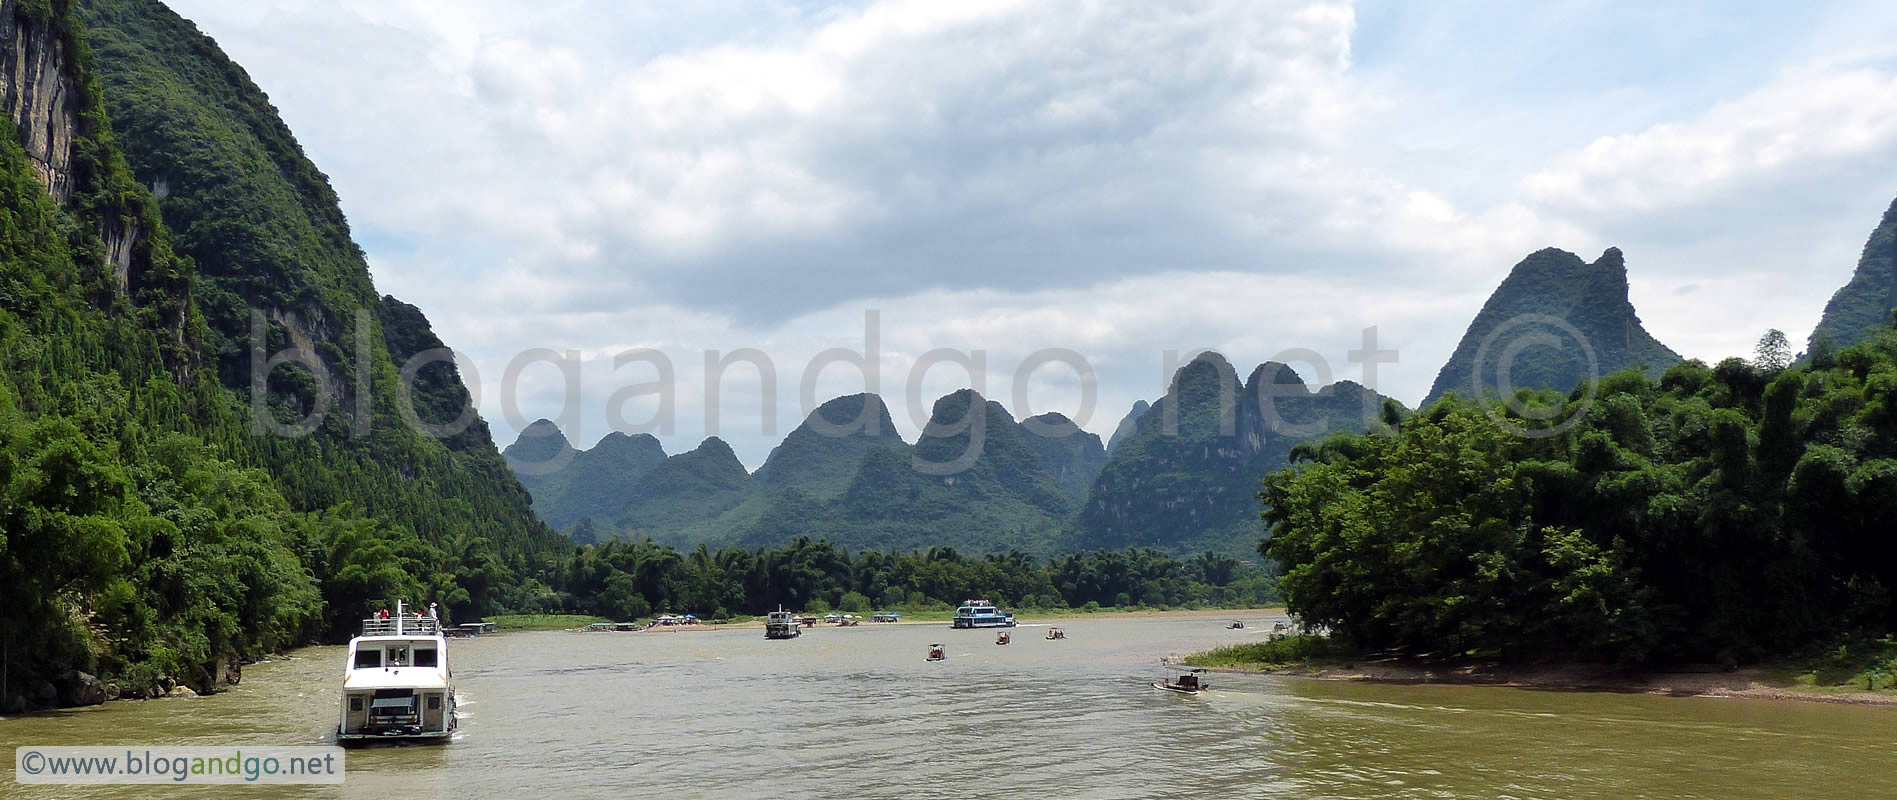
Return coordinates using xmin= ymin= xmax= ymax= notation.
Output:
xmin=1186 ymin=641 xmax=1897 ymax=707
xmin=566 ymin=606 xmax=1287 ymax=632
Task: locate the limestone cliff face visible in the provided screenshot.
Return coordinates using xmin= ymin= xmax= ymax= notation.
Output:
xmin=0 ymin=0 xmax=151 ymax=311
xmin=0 ymin=2 xmax=78 ymax=203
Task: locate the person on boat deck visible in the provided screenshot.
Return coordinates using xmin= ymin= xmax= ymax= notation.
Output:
xmin=378 ymin=608 xmax=389 ymax=620
xmin=427 ymin=603 xmax=438 ymax=620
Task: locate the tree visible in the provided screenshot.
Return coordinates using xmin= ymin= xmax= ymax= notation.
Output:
xmin=1754 ymin=329 xmax=1792 ymax=372
xmin=1261 ymin=323 xmax=1897 ymax=664
xmin=1808 ymin=333 xmax=1839 ymax=370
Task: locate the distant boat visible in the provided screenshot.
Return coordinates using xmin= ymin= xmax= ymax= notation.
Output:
xmin=952 ymin=599 xmax=1016 ymax=629
xmin=337 ymin=601 xmax=456 ymax=744
xmin=1045 ymin=627 xmax=1065 ymax=640
xmin=1154 ymin=663 xmax=1209 ymax=695
xmin=765 ymin=607 xmax=801 ymax=640
xmin=926 ymin=643 xmax=946 ymax=662
xmin=995 ymin=631 xmax=1011 ymax=646
xmin=1227 ymin=620 xmax=1245 ymax=630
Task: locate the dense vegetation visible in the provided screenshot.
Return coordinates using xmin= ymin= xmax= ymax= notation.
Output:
xmin=1264 ymin=323 xmax=1897 ymax=665
xmin=511 ymin=390 xmax=1105 ymax=556
xmin=541 ymin=537 xmax=1278 ymax=620
xmin=513 ymin=355 xmax=1390 ymax=559
xmin=1072 ymin=354 xmax=1386 ymax=555
xmin=1423 ymin=247 xmax=1680 ymax=407
xmin=76 ymin=0 xmax=558 ymax=570
xmin=504 ymin=420 xmax=668 ymax=533
xmin=1810 ymin=197 xmax=1897 ymax=355
xmin=0 ymin=0 xmax=564 ymax=711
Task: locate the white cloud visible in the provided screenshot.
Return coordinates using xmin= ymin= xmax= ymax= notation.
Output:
xmin=1523 ymin=66 xmax=1897 ymax=222
xmin=160 ymin=0 xmax=1897 ymax=466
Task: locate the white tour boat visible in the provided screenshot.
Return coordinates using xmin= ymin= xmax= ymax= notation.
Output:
xmin=337 ymin=601 xmax=456 ymax=745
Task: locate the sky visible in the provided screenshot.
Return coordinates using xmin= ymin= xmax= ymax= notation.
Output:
xmin=164 ymin=0 xmax=1897 ymax=468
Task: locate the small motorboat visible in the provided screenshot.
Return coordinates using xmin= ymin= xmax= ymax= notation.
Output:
xmin=1227 ymin=620 xmax=1245 ymax=630
xmin=926 ymin=644 xmax=947 ymax=662
xmin=1154 ymin=663 xmax=1210 ymax=695
xmin=995 ymin=632 xmax=1011 ymax=646
xmin=1045 ymin=627 xmax=1065 ymax=640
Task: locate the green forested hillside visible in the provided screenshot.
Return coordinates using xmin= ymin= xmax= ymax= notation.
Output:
xmin=1809 ymin=196 xmax=1897 ymax=355
xmin=0 ymin=0 xmax=562 ymax=711
xmin=1017 ymin=412 xmax=1107 ymax=505
xmin=753 ymin=393 xmax=905 ymax=498
xmin=76 ymin=0 xmax=555 ymax=563
xmin=1072 ymin=353 xmax=1387 ymax=555
xmin=616 ymin=436 xmax=752 ymax=533
xmin=1425 ymin=247 xmax=1680 ymax=407
xmin=502 ymin=421 xmax=667 ymax=533
xmin=1267 ymin=328 xmax=1897 ymax=664
xmin=508 ymin=391 xmax=1093 ymax=555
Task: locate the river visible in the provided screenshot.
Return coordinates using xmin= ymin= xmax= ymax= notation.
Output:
xmin=4 ymin=614 xmax=1894 ymax=799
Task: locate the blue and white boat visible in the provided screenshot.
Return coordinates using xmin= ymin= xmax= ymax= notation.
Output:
xmin=951 ymin=599 xmax=1016 ymax=629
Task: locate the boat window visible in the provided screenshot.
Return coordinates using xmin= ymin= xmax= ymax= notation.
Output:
xmin=387 ymin=646 xmax=409 ymax=666
xmin=349 ymin=696 xmax=363 ymax=712
xmin=354 ymin=648 xmax=382 ymax=669
xmin=428 ymin=694 xmax=441 ymax=710
xmin=413 ymin=648 xmax=438 ymax=667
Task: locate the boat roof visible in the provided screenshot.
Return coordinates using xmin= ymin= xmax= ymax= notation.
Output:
xmin=343 ymin=669 xmax=449 ymax=690
xmin=352 ymin=633 xmax=448 ymax=645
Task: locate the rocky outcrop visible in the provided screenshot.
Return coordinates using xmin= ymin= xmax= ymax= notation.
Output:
xmin=1424 ymin=247 xmax=1680 ymax=407
xmin=214 ymin=654 xmax=241 ymax=686
xmin=101 ymin=214 xmax=140 ymax=294
xmin=0 ymin=2 xmax=78 ymax=202
xmin=0 ymin=1 xmax=155 ymax=308
xmin=56 ymin=670 xmax=105 ymax=706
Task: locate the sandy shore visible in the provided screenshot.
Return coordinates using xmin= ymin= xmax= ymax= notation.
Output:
xmin=1198 ymin=658 xmax=1897 ymax=707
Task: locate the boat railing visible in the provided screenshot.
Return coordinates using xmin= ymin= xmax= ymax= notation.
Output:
xmin=361 ymin=617 xmax=443 ymax=636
